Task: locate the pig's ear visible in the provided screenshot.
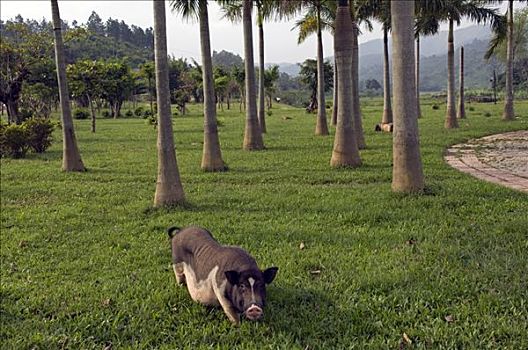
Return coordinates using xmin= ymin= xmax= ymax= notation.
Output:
xmin=262 ymin=267 xmax=278 ymax=284
xmin=225 ymin=270 xmax=240 ymax=285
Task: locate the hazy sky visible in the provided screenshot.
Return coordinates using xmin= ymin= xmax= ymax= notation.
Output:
xmin=1 ymin=1 xmax=523 ymax=63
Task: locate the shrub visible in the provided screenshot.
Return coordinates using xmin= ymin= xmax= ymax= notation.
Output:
xmin=0 ymin=123 xmax=29 ymax=158
xmin=125 ymin=110 xmax=134 ymax=118
xmin=468 ymin=106 xmax=475 ymax=111
xmin=146 ymin=115 xmax=157 ymax=128
xmin=432 ymin=104 xmax=439 ymax=110
xmin=143 ymin=110 xmax=153 ymax=119
xmin=134 ymin=106 xmax=144 ymax=117
xmin=267 ymin=110 xmax=273 ymax=117
xmin=102 ymin=110 xmax=111 ymax=118
xmin=483 ymin=111 xmax=492 ymax=117
xmin=73 ymin=108 xmax=90 ymax=120
xmin=18 ymin=109 xmax=34 ymax=122
xmin=216 ymin=118 xmax=225 ymax=127
xmin=24 ymin=118 xmax=55 ymax=153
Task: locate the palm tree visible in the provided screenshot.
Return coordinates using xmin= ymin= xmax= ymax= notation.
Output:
xmin=296 ymin=1 xmax=367 ymax=147
xmin=140 ymin=62 xmax=155 ymax=115
xmin=414 ymin=1 xmax=441 ymax=119
xmin=486 ymin=2 xmax=528 ymax=120
xmin=391 ymin=0 xmax=424 ymax=193
xmin=457 ymin=46 xmax=466 ymax=118
xmin=51 ymin=0 xmax=85 ymax=172
xmin=292 ymin=0 xmax=331 ymax=135
xmin=221 ymin=0 xmax=276 ymax=133
xmin=242 ymin=0 xmax=264 ymax=150
xmin=435 ymin=0 xmax=501 ymax=129
xmin=331 ymin=0 xmax=361 ymax=167
xmin=171 ymin=0 xmax=226 ymax=171
xmin=153 ymin=0 xmax=185 ymax=206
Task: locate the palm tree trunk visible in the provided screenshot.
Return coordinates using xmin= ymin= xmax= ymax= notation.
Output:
xmin=331 ymin=0 xmax=361 ymax=168
xmin=391 ymin=0 xmax=424 ymax=193
xmin=258 ymin=15 xmax=267 ymax=133
xmin=416 ymin=36 xmax=422 ymax=118
xmin=457 ymin=46 xmax=466 ymax=119
xmin=352 ymin=23 xmax=365 ymax=149
xmin=199 ymin=0 xmax=225 ymax=171
xmin=445 ymin=18 xmax=458 ymax=128
xmin=382 ymin=26 xmax=393 ymax=124
xmin=315 ymin=4 xmax=329 ymax=136
xmin=51 ymin=0 xmax=85 ymax=172
xmin=503 ymin=0 xmax=514 ymax=121
xmin=153 ymin=0 xmax=185 ymax=206
xmin=332 ymin=56 xmax=338 ymax=126
xmin=242 ymin=0 xmax=264 ymax=150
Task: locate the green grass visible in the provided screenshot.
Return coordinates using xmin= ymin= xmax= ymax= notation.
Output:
xmin=1 ymin=98 xmax=528 ymax=349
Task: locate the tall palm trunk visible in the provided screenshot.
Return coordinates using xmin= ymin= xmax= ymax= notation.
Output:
xmin=51 ymin=0 xmax=85 ymax=172
xmin=242 ymin=0 xmax=264 ymax=150
xmin=382 ymin=26 xmax=393 ymax=124
xmin=352 ymin=23 xmax=366 ymax=149
xmin=331 ymin=0 xmax=361 ymax=168
xmin=391 ymin=0 xmax=424 ymax=193
xmin=445 ymin=18 xmax=458 ymax=128
xmin=503 ymin=0 xmax=514 ymax=121
xmin=315 ymin=3 xmax=329 ymax=136
xmin=199 ymin=0 xmax=225 ymax=171
xmin=258 ymin=11 xmax=267 ymax=133
xmin=457 ymin=46 xmax=466 ymax=119
xmin=416 ymin=36 xmax=422 ymax=118
xmin=331 ymin=56 xmax=338 ymax=126
xmin=153 ymin=0 xmax=185 ymax=206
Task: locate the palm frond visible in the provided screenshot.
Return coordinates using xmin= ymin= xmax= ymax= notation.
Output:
xmin=170 ymin=0 xmax=201 ymax=21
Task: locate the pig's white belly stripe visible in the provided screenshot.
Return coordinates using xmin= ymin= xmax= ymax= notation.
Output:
xmin=183 ymin=264 xmax=220 ymax=306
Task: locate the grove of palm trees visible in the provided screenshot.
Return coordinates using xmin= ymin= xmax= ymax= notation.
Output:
xmin=1 ymin=0 xmax=527 ymax=348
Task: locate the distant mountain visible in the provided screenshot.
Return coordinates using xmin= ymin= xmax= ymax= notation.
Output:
xmin=358 ymin=25 xmax=492 ymax=57
xmin=271 ymin=25 xmax=498 ymax=91
xmin=267 ymin=62 xmax=300 ymax=77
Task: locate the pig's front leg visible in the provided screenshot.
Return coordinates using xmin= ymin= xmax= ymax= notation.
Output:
xmin=213 ymin=281 xmax=240 ymax=325
xmin=172 ymin=263 xmax=186 ymax=285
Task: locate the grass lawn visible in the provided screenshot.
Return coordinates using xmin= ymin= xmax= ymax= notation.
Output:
xmin=1 ymin=97 xmax=527 ymax=349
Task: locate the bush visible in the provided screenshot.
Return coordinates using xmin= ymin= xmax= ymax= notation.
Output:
xmin=432 ymin=104 xmax=439 ymax=110
xmin=125 ymin=110 xmax=134 ymax=118
xmin=483 ymin=111 xmax=492 ymax=117
xmin=468 ymin=106 xmax=475 ymax=111
xmin=216 ymin=118 xmax=225 ymax=127
xmin=267 ymin=110 xmax=273 ymax=117
xmin=102 ymin=110 xmax=111 ymax=118
xmin=143 ymin=110 xmax=153 ymax=119
xmin=0 ymin=123 xmax=29 ymax=158
xmin=134 ymin=106 xmax=144 ymax=117
xmin=146 ymin=115 xmax=157 ymax=128
xmin=73 ymin=109 xmax=90 ymax=120
xmin=24 ymin=118 xmax=55 ymax=153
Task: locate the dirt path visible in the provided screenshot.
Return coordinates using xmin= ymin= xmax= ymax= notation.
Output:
xmin=445 ymin=130 xmax=528 ymax=193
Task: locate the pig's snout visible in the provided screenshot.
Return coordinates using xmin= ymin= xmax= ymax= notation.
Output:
xmin=245 ymin=304 xmax=263 ymax=320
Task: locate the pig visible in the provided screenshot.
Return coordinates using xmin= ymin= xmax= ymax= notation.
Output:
xmin=168 ymin=226 xmax=278 ymax=325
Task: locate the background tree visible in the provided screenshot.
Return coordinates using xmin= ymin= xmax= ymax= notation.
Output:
xmin=153 ymin=0 xmax=185 ymax=206
xmin=140 ymin=61 xmax=155 ymax=115
xmin=331 ymin=0 xmax=361 ymax=168
xmin=391 ymin=0 xmax=424 ymax=193
xmin=67 ymin=60 xmax=103 ymax=132
xmin=264 ymin=64 xmax=280 ymax=109
xmin=298 ymin=59 xmax=333 ymax=113
xmin=171 ymin=0 xmax=226 ymax=171
xmin=51 ymin=0 xmax=85 ymax=172
xmin=99 ymin=60 xmax=134 ymax=118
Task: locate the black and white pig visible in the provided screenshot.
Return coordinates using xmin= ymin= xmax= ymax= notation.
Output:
xmin=168 ymin=226 xmax=278 ymax=325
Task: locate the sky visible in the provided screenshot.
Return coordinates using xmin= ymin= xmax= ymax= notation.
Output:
xmin=1 ymin=1 xmax=524 ymax=64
